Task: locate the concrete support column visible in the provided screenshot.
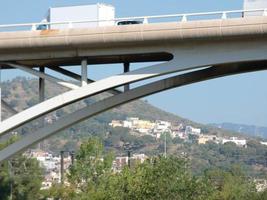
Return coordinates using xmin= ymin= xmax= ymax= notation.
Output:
xmin=0 ymin=66 xmax=2 ymax=123
xmin=81 ymin=59 xmax=88 ymax=87
xmin=0 ymin=83 xmax=1 ymax=123
xmin=123 ymin=62 xmax=130 ymax=92
xmin=39 ymin=67 xmax=45 ymax=150
xmin=39 ymin=67 xmax=45 ymax=102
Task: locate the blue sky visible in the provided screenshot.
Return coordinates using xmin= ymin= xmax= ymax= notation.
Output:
xmin=1 ymin=0 xmax=267 ymax=126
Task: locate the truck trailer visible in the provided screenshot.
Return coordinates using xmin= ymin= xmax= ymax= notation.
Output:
xmin=243 ymin=0 xmax=267 ymax=16
xmin=36 ymin=3 xmax=115 ymax=30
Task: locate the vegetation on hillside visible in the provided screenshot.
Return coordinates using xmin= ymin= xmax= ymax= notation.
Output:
xmin=0 ymin=137 xmax=44 ymax=200
xmin=42 ymin=138 xmax=267 ymax=200
xmin=1 ymin=77 xmax=267 ymax=178
xmin=0 ymin=136 xmax=267 ymax=199
xmin=1 ymin=78 xmax=267 ymax=199
xmin=1 ymin=77 xmax=237 ymax=138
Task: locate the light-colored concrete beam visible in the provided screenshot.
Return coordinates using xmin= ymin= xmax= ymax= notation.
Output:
xmin=1 ymin=100 xmax=17 ymax=115
xmin=0 ymin=60 xmax=176 ymax=137
xmin=47 ymin=66 xmax=121 ymax=95
xmin=0 ymin=17 xmax=265 ymax=65
xmin=7 ymin=63 xmax=79 ymax=90
xmin=1 ymin=29 xmax=267 ymax=138
xmin=0 ymin=17 xmax=267 ymax=52
xmin=47 ymin=66 xmax=88 ymax=82
xmin=1 ymin=39 xmax=267 ymax=138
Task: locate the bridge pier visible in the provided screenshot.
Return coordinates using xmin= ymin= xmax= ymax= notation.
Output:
xmin=123 ymin=62 xmax=130 ymax=92
xmin=81 ymin=59 xmax=88 ymax=87
xmin=39 ymin=66 xmax=45 ymax=150
xmin=0 ymin=66 xmax=1 ymax=122
xmin=39 ymin=67 xmax=45 ymax=102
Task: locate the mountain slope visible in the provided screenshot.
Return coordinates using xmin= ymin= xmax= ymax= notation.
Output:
xmin=210 ymin=122 xmax=267 ymax=139
xmin=2 ymin=77 xmax=189 ymax=122
xmin=3 ymin=77 xmax=267 ymax=178
xmin=0 ymin=77 xmax=244 ymax=141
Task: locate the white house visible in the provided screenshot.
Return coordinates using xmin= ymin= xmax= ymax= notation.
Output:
xmin=222 ymin=137 xmax=247 ymax=147
xmin=153 ymin=120 xmax=171 ymax=133
xmin=185 ymin=126 xmax=201 ymax=136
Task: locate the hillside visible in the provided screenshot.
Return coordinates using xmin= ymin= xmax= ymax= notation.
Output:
xmin=0 ymin=77 xmax=253 ymax=145
xmin=0 ymin=77 xmax=255 ymax=152
xmin=1 ymin=77 xmax=235 ymax=136
xmin=1 ymin=77 xmax=267 ymax=178
xmin=210 ymin=122 xmax=267 ymax=139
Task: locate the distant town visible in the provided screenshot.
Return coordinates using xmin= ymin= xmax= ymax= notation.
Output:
xmin=109 ymin=117 xmax=248 ymax=147
xmin=23 ymin=116 xmax=267 ymax=191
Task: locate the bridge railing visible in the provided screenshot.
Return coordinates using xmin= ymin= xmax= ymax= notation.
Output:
xmin=0 ymin=8 xmax=266 ymax=32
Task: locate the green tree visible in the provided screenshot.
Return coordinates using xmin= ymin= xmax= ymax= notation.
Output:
xmin=0 ymin=137 xmax=44 ymax=200
xmin=205 ymin=166 xmax=259 ymax=200
xmin=41 ymin=184 xmax=76 ymax=200
xmin=258 ymin=189 xmax=267 ymax=200
xmin=47 ymin=138 xmax=267 ymax=200
xmin=104 ymin=156 xmax=214 ymax=200
xmin=67 ymin=138 xmax=114 ymax=197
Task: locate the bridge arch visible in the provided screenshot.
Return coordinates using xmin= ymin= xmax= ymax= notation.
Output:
xmin=1 ymin=16 xmax=267 ymax=137
xmin=1 ymin=35 xmax=267 ymax=138
xmin=1 ymin=61 xmax=267 ymax=162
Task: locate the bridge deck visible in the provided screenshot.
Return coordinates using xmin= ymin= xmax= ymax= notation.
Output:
xmin=0 ymin=16 xmax=267 ymax=68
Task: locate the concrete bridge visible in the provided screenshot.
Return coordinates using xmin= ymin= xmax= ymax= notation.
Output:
xmin=1 ymin=9 xmax=267 ymax=162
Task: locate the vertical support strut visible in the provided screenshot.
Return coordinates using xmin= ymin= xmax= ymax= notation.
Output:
xmin=123 ymin=62 xmax=130 ymax=92
xmin=0 ymin=88 xmax=1 ymax=122
xmin=81 ymin=59 xmax=88 ymax=87
xmin=39 ymin=67 xmax=45 ymax=102
xmin=39 ymin=67 xmax=45 ymax=150
xmin=0 ymin=66 xmax=2 ymax=123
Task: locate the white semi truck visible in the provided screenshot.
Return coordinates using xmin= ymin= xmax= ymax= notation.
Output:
xmin=243 ymin=0 xmax=267 ymax=16
xmin=35 ymin=3 xmax=115 ymax=30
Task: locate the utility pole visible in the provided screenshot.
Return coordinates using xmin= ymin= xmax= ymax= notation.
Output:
xmin=127 ymin=150 xmax=131 ymax=168
xmin=60 ymin=151 xmax=64 ymax=184
xmin=8 ymin=161 xmax=13 ymax=200
xmin=70 ymin=151 xmax=75 ymax=166
xmin=124 ymin=142 xmax=132 ymax=168
xmin=164 ymin=132 xmax=167 ymax=158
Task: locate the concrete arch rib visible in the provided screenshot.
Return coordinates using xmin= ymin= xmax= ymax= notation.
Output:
xmin=1 ymin=61 xmax=267 ymax=162
xmin=2 ymin=36 xmax=267 ymax=137
xmin=0 ymin=57 xmax=213 ymax=136
xmin=0 ymin=60 xmax=173 ymax=136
